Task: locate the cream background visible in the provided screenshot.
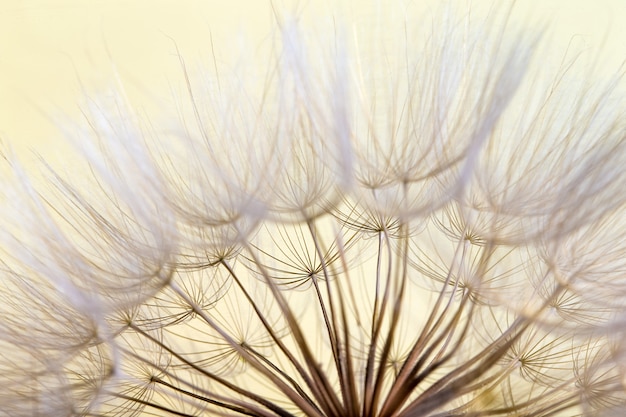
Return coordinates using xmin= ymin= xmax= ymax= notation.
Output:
xmin=0 ymin=0 xmax=625 ymax=167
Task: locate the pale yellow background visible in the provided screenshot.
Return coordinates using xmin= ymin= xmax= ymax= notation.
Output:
xmin=0 ymin=0 xmax=625 ymax=167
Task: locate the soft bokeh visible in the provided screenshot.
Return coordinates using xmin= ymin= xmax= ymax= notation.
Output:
xmin=0 ymin=0 xmax=625 ymax=167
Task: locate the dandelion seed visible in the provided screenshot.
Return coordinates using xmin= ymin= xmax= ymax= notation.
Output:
xmin=2 ymin=3 xmax=626 ymax=417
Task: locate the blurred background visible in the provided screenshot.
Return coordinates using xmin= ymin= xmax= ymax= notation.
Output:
xmin=0 ymin=0 xmax=625 ymax=168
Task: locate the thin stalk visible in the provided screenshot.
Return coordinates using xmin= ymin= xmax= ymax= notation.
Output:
xmin=362 ymin=229 xmax=392 ymax=417
xmin=110 ymin=392 xmax=197 ymax=417
xmin=368 ymin=223 xmax=410 ymax=415
xmin=127 ymin=323 xmax=294 ymax=417
xmin=220 ymin=259 xmax=325 ymax=413
xmin=166 ymin=282 xmax=326 ymax=417
xmin=239 ymin=238 xmax=345 ymax=416
xmin=306 ymin=219 xmax=359 ymax=416
xmin=386 ymin=237 xmax=474 ymax=404
xmin=152 ymin=377 xmax=261 ymax=417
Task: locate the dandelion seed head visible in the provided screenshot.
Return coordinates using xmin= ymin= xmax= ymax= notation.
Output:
xmin=2 ymin=2 xmax=626 ymax=417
